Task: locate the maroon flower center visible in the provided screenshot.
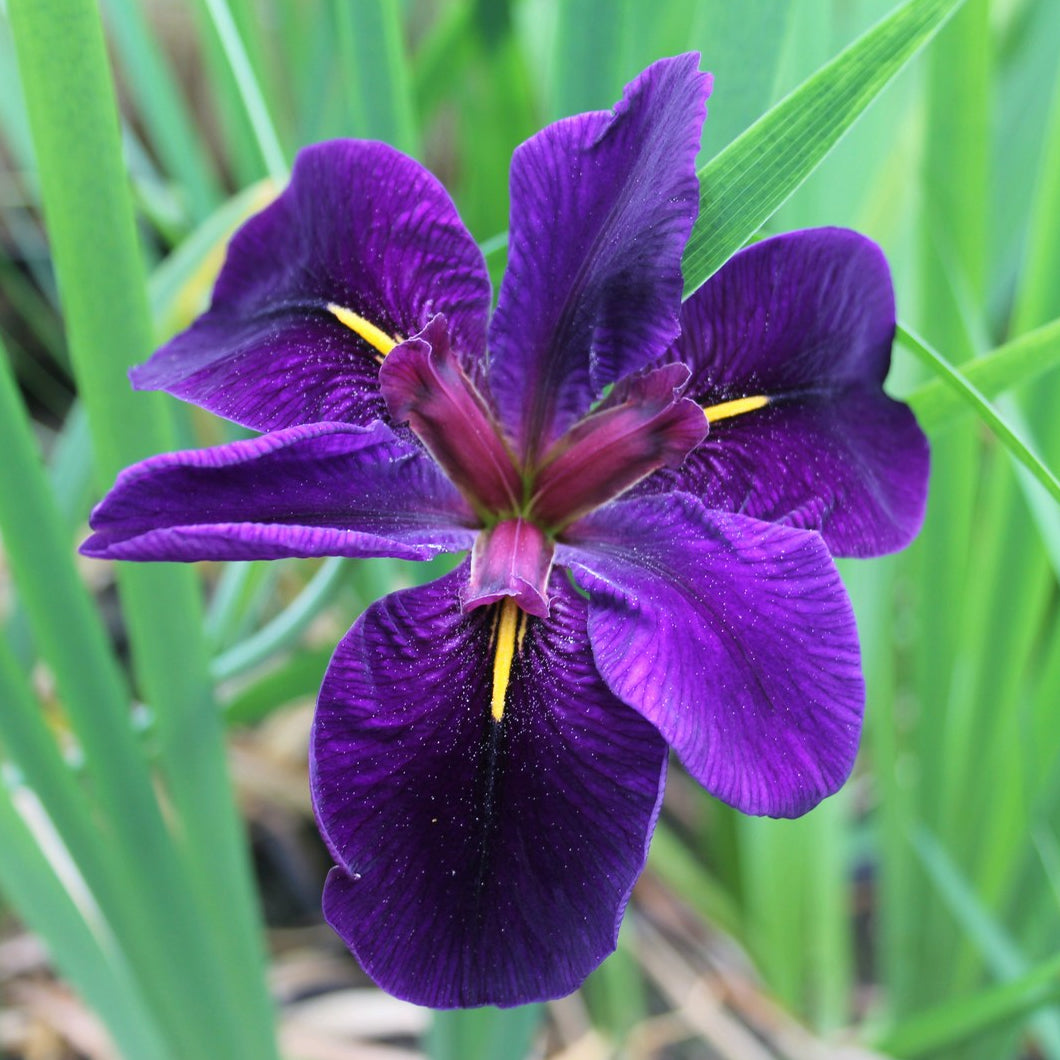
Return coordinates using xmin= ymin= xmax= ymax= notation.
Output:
xmin=379 ymin=316 xmax=707 ymax=617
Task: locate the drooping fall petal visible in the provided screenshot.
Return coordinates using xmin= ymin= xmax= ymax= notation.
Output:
xmin=311 ymin=567 xmax=667 ymax=1007
xmin=81 ymin=421 xmax=477 ymax=562
xmin=561 ymin=493 xmax=864 ymax=818
xmin=652 ymin=228 xmax=929 ymax=556
xmin=132 ymin=141 xmax=491 ymax=432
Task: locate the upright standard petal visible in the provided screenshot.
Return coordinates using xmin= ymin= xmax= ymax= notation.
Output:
xmin=132 ymin=141 xmax=491 ymax=432
xmin=560 ymin=493 xmax=864 ymax=818
xmin=487 ymin=54 xmax=711 ymax=460
xmin=654 ymin=229 xmax=929 ymax=556
xmin=311 ymin=567 xmax=667 ymax=1008
xmin=81 ymin=421 xmax=477 ymax=562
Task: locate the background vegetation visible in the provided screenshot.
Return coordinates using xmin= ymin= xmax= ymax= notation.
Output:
xmin=2 ymin=0 xmax=1060 ymax=1057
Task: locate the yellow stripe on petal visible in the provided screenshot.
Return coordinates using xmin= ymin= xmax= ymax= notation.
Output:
xmin=327 ymin=303 xmax=398 ymax=359
xmin=490 ymin=598 xmax=521 ymax=723
xmin=703 ymin=394 xmax=770 ymax=423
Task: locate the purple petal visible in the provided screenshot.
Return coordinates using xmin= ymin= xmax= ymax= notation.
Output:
xmin=656 ymin=228 xmax=928 ymax=556
xmin=487 ymin=55 xmax=711 ymax=460
xmin=81 ymin=422 xmax=477 ymax=562
xmin=559 ymin=493 xmax=864 ymax=818
xmin=310 ymin=566 xmax=667 ymax=1007
xmin=380 ymin=315 xmax=522 ymax=516
xmin=132 ymin=141 xmax=491 ymax=432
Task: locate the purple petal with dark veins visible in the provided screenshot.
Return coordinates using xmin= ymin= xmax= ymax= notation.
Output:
xmin=530 ymin=363 xmax=706 ymax=529
xmin=81 ymin=421 xmax=477 ymax=562
xmin=310 ymin=566 xmax=667 ymax=1007
xmin=380 ymin=315 xmax=522 ymax=517
xmin=559 ymin=493 xmax=864 ymax=818
xmin=653 ymin=228 xmax=928 ymax=556
xmin=487 ymin=54 xmax=711 ymax=460
xmin=132 ymin=141 xmax=491 ymax=432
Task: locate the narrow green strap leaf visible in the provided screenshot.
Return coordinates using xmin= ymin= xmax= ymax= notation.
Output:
xmin=9 ymin=0 xmax=279 ymax=1053
xmin=100 ymin=0 xmax=223 ymax=220
xmin=333 ymin=0 xmax=420 ymax=156
xmin=889 ymin=825 xmax=1060 ymax=1056
xmin=212 ymin=556 xmax=349 ymax=681
xmin=905 ymin=317 xmax=1060 ymax=432
xmin=682 ymin=0 xmax=965 ymax=297
xmin=201 ymin=0 xmax=288 ymax=183
xmin=897 ymin=324 xmax=1060 ymax=508
xmin=428 ymin=1006 xmax=543 ymax=1060
xmin=873 ymin=951 xmax=1060 ymax=1057
xmin=0 ymin=772 xmax=170 ymax=1060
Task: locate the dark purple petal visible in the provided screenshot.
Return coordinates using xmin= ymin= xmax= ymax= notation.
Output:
xmin=310 ymin=567 xmax=667 ymax=1007
xmin=530 ymin=363 xmax=706 ymax=529
xmin=464 ymin=519 xmax=554 ymax=618
xmin=132 ymin=141 xmax=491 ymax=432
xmin=559 ymin=493 xmax=864 ymax=818
xmin=656 ymin=228 xmax=928 ymax=556
xmin=81 ymin=421 xmax=477 ymax=562
xmin=487 ymin=55 xmax=711 ymax=460
xmin=380 ymin=315 xmax=522 ymax=516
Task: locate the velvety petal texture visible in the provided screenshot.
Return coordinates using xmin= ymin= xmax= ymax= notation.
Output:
xmin=488 ymin=55 xmax=711 ymax=459
xmin=132 ymin=141 xmax=491 ymax=432
xmin=82 ymin=422 xmax=477 ymax=562
xmin=311 ymin=568 xmax=667 ymax=1008
xmin=82 ymin=52 xmax=929 ymax=1011
xmin=560 ymin=493 xmax=864 ymax=818
xmin=652 ymin=229 xmax=928 ymax=556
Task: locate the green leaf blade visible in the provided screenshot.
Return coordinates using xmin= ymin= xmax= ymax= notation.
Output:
xmin=683 ymin=0 xmax=965 ymax=297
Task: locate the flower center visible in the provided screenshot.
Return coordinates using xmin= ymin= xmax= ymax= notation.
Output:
xmin=378 ymin=315 xmax=709 ymax=617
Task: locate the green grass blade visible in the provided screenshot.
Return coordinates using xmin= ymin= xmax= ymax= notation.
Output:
xmin=0 ymin=339 xmax=217 ymax=1056
xmin=874 ymin=951 xmax=1060 ymax=1057
xmin=9 ymin=0 xmax=278 ymax=1054
xmin=200 ymin=0 xmax=288 ymax=183
xmin=911 ymin=825 xmax=1060 ymax=1053
xmin=211 ymin=557 xmax=348 ymax=681
xmin=682 ymin=0 xmax=965 ymax=297
xmin=0 ymin=769 xmax=170 ymax=1060
xmin=1011 ymin=36 xmax=1060 ymax=336
xmin=897 ymin=324 xmax=1060 ymax=507
xmin=100 ymin=0 xmax=222 ymax=221
xmin=905 ymin=317 xmax=1060 ymax=432
xmin=332 ymin=0 xmax=420 ymax=155
xmin=428 ymin=1006 xmax=543 ymax=1060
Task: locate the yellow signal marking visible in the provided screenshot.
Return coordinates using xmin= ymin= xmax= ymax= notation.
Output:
xmin=703 ymin=394 xmax=770 ymax=422
xmin=327 ymin=303 xmax=398 ymax=359
xmin=490 ymin=598 xmax=521 ymax=723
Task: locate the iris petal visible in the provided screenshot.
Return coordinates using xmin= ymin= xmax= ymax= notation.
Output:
xmin=487 ymin=54 xmax=711 ymax=460
xmin=310 ymin=566 xmax=667 ymax=1007
xmin=132 ymin=141 xmax=491 ymax=432
xmin=652 ymin=228 xmax=929 ymax=556
xmin=560 ymin=493 xmax=864 ymax=818
xmin=81 ymin=421 xmax=476 ymax=562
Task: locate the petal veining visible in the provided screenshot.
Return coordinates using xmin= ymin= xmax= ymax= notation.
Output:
xmin=132 ymin=141 xmax=491 ymax=432
xmin=487 ymin=54 xmax=711 ymax=459
xmin=310 ymin=567 xmax=667 ymax=1007
xmin=654 ymin=228 xmax=929 ymax=556
xmin=560 ymin=493 xmax=864 ymax=818
xmin=81 ymin=421 xmax=477 ymax=562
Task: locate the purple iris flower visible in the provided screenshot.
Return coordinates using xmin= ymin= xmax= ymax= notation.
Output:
xmin=82 ymin=54 xmax=928 ymax=1008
